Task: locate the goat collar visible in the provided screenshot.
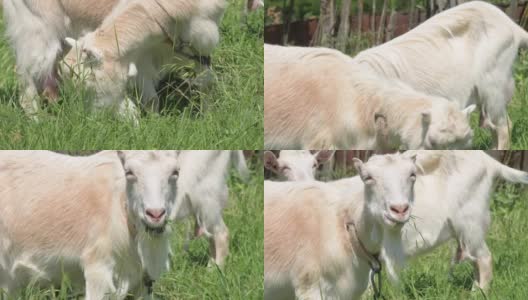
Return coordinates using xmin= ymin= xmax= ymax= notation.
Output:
xmin=151 ymin=0 xmax=212 ymax=67
xmin=346 ymin=221 xmax=384 ymax=300
xmin=346 ymin=221 xmax=381 ymax=271
xmin=143 ymin=272 xmax=155 ymax=295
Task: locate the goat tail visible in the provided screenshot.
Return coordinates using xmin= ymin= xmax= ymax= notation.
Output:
xmin=487 ymin=153 xmax=528 ymax=184
xmin=230 ymin=150 xmax=250 ymax=182
xmin=511 ymin=16 xmax=528 ymax=49
xmin=517 ymin=27 xmax=528 ymax=50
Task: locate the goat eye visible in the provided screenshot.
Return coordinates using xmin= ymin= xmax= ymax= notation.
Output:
xmin=313 ymin=163 xmax=318 ymax=168
xmin=410 ymin=173 xmax=416 ymax=180
xmin=170 ymin=169 xmax=179 ymax=177
xmin=364 ymin=175 xmax=374 ymax=182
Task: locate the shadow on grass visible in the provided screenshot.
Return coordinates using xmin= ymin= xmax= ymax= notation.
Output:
xmin=156 ymin=71 xmax=207 ymax=118
xmin=400 ymin=262 xmax=474 ymax=299
xmin=182 ymin=249 xmax=211 ymax=268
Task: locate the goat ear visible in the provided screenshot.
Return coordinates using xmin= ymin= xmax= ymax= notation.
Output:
xmin=264 ymin=151 xmax=280 ymax=174
xmin=117 ymin=151 xmax=126 ymax=167
xmin=421 ymin=111 xmax=431 ymax=125
xmin=462 ymin=104 xmax=476 ymax=118
xmin=315 ymin=150 xmax=334 ymax=165
xmin=65 ymin=37 xmax=77 ymax=48
xmin=353 ymin=158 xmax=372 ymax=183
xmin=128 ymin=62 xmax=138 ymax=78
xmin=62 ymin=37 xmax=78 ymax=54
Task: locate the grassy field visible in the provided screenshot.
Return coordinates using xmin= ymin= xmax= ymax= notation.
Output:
xmin=0 ymin=0 xmax=263 ymax=149
xmin=5 ymin=155 xmax=264 ymax=300
xmin=156 ymin=157 xmax=263 ymax=299
xmin=376 ymin=183 xmax=528 ymax=300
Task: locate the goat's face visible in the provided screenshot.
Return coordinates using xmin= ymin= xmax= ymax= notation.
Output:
xmin=62 ymin=33 xmax=135 ymax=110
xmin=118 ymin=151 xmax=180 ymax=233
xmin=353 ymin=154 xmax=417 ymax=230
xmin=264 ymin=150 xmax=334 ymax=181
xmin=422 ymin=101 xmax=475 ymax=150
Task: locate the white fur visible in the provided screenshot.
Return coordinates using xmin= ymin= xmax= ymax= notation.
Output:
xmin=354 ymin=1 xmax=528 ymax=149
xmin=396 ymin=150 xmax=528 ymax=289
xmin=264 ymin=44 xmax=475 ymax=150
xmin=4 ymin=0 xmax=224 ymax=118
xmin=0 ymin=150 xmax=180 ymax=299
xmin=264 ymin=154 xmax=418 ymax=299
xmin=62 ymin=0 xmax=225 ymax=117
xmin=170 ymin=150 xmax=248 ymax=267
xmin=275 ymin=149 xmax=528 ymax=290
xmin=3 ymin=0 xmax=128 ymax=115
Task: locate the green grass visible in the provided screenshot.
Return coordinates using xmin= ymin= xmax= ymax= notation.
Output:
xmin=156 ymin=159 xmax=263 ymax=299
xmin=3 ymin=156 xmax=264 ymax=300
xmin=369 ymin=183 xmax=528 ymax=300
xmin=0 ymin=0 xmax=263 ymax=149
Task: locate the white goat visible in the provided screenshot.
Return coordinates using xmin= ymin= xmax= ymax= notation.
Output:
xmin=0 ymin=150 xmax=181 ymax=299
xmin=274 ymin=150 xmax=528 ymax=290
xmin=395 ymin=150 xmax=528 ymax=290
xmin=171 ymin=150 xmax=248 ymax=267
xmin=264 ymin=44 xmax=476 ymax=150
xmin=354 ymin=1 xmax=528 ymax=149
xmin=264 ymin=153 xmax=418 ymax=299
xmin=62 ymin=0 xmax=225 ymax=118
xmin=3 ymin=0 xmax=124 ymax=116
xmin=3 ymin=0 xmax=224 ymax=118
xmin=263 ymin=150 xmax=335 ymax=181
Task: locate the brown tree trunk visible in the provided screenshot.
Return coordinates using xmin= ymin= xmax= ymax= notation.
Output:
xmin=376 ymin=0 xmax=388 ymax=44
xmin=370 ymin=0 xmax=376 ymax=32
xmin=426 ymin=0 xmax=432 ymax=18
xmin=509 ymin=0 xmax=519 ymax=20
xmin=357 ymin=0 xmax=364 ymax=35
xmin=337 ymin=0 xmax=352 ymax=51
xmin=409 ymin=0 xmax=416 ymax=29
xmin=385 ymin=2 xmax=397 ymax=42
xmin=282 ymin=0 xmax=295 ymax=45
xmin=315 ymin=0 xmax=336 ymax=47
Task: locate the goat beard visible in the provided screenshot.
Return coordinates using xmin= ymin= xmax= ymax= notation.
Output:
xmin=380 ymin=231 xmax=407 ymax=284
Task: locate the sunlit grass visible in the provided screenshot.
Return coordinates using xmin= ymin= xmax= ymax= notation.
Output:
xmin=0 ymin=0 xmax=263 ymax=149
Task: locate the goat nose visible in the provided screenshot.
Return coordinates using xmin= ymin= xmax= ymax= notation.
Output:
xmin=390 ymin=204 xmax=409 ymax=215
xmin=146 ymin=208 xmax=166 ymax=222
